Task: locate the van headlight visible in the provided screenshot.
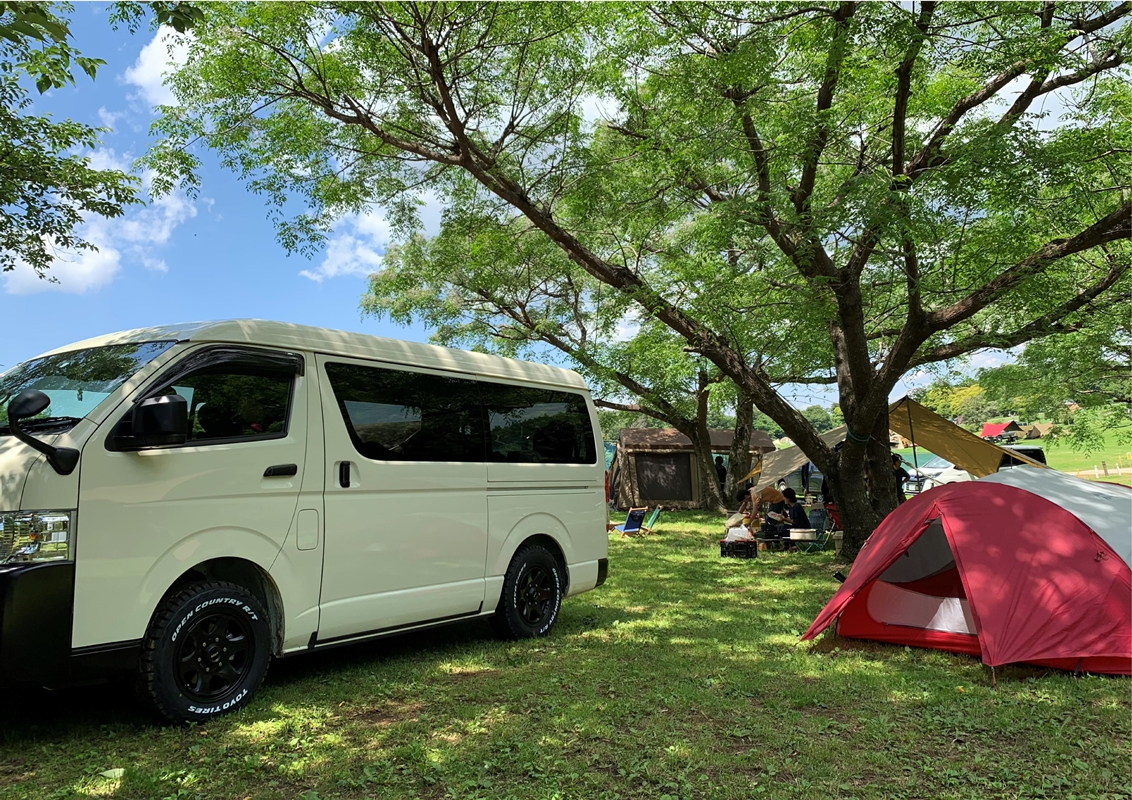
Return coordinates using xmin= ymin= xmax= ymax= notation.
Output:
xmin=0 ymin=511 xmax=73 ymax=564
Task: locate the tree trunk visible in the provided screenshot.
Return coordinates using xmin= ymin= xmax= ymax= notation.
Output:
xmin=725 ymin=392 xmax=754 ymax=503
xmin=692 ymin=372 xmax=726 ymax=511
xmin=825 ymin=407 xmax=898 ymax=561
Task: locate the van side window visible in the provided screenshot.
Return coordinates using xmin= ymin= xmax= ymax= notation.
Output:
xmin=324 ymin=363 xmax=486 ymax=462
xmin=484 ymin=385 xmax=596 ymax=464
xmin=175 ymin=369 xmax=293 ymax=442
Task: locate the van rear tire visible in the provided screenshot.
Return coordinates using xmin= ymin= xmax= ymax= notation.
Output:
xmin=138 ymin=581 xmax=271 ymax=724
xmin=492 ymin=545 xmax=563 ymax=640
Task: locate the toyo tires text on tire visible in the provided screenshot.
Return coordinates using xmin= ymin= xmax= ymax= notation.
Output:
xmin=138 ymin=580 xmax=271 ymax=724
xmin=492 ymin=544 xmax=564 ymax=640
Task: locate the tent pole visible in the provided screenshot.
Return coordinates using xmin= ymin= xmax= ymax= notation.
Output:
xmin=990 ymin=666 xmax=997 ymax=691
xmin=906 ymin=402 xmax=920 ymax=472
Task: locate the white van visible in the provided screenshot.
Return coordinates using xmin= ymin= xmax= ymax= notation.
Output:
xmin=0 ymin=320 xmax=608 ymax=722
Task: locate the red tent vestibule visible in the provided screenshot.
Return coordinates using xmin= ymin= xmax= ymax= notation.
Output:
xmin=802 ymin=482 xmax=1132 ymax=674
xmin=980 ymin=421 xmax=1020 ymax=439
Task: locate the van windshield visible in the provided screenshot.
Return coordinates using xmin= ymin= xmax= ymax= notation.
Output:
xmin=0 ymin=341 xmax=175 ymax=432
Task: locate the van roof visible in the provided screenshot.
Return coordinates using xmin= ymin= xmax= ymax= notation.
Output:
xmin=38 ymin=319 xmax=588 ymax=390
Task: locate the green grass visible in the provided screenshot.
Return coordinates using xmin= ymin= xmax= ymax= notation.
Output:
xmin=1039 ymin=429 xmax=1132 ymax=486
xmin=1 ymin=516 xmax=1128 ymax=799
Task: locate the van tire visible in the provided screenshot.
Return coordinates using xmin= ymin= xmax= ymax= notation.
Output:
xmin=492 ymin=545 xmax=563 ymax=640
xmin=138 ymin=581 xmax=270 ymax=724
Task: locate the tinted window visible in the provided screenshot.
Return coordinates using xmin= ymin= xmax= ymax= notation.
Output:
xmin=171 ymin=365 xmax=293 ymax=443
xmin=325 ymin=363 xmax=485 ymax=462
xmin=484 ymin=385 xmax=595 ymax=464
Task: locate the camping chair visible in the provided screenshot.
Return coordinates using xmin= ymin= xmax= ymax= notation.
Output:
xmin=640 ymin=507 xmax=661 ymax=535
xmin=614 ymin=507 xmax=648 ymax=537
xmin=797 ymin=526 xmax=830 ymax=554
xmin=797 ymin=507 xmax=831 ymax=553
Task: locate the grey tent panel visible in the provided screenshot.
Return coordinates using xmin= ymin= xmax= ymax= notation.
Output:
xmin=635 ymin=453 xmax=693 ymax=502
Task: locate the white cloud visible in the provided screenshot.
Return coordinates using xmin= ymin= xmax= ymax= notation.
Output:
xmin=83 ymin=148 xmax=131 ymax=174
xmin=299 ymin=213 xmax=391 ymax=282
xmin=3 ymin=149 xmax=198 ymax=294
xmin=4 ymin=224 xmax=122 ymax=295
xmin=124 ymin=27 xmax=191 ymax=108
xmin=96 ymin=106 xmax=125 ymax=131
xmin=118 ymin=189 xmax=197 ymax=248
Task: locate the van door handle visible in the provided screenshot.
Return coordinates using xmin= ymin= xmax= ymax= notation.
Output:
xmin=339 ymin=461 xmax=351 ymax=488
xmin=263 ymin=464 xmax=298 ymax=477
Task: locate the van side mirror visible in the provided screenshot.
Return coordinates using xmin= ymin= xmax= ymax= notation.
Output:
xmin=117 ymin=394 xmax=188 ymax=450
xmin=5 ymin=389 xmax=80 ymax=475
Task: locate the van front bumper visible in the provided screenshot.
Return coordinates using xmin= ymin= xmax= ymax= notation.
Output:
xmin=0 ymin=562 xmax=75 ymax=683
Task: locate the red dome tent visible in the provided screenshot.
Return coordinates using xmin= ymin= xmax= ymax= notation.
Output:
xmin=802 ymin=481 xmax=1132 ymax=674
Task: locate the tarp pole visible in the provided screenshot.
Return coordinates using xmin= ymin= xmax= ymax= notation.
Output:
xmin=906 ymin=402 xmax=920 ymax=471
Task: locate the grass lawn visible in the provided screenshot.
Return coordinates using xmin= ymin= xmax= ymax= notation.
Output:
xmin=1 ymin=516 xmax=1128 ymax=800
xmin=1039 ymin=430 xmax=1132 ymax=487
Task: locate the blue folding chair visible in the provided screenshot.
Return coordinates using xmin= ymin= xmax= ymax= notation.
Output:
xmin=614 ymin=507 xmax=648 ymax=537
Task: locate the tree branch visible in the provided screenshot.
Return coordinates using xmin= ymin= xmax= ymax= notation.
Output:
xmin=914 ymin=257 xmax=1130 ymax=365
xmin=928 ymin=201 xmax=1132 ymax=331
xmin=794 ymin=1 xmax=855 ymax=218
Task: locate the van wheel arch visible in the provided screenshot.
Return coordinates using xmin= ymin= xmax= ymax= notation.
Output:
xmin=165 ymin=558 xmax=284 ymax=655
xmin=515 ymin=534 xmax=568 ymax=595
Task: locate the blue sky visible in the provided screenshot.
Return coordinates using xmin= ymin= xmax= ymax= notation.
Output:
xmin=0 ymin=5 xmax=1012 ymax=410
xmin=0 ymin=5 xmax=434 ymax=372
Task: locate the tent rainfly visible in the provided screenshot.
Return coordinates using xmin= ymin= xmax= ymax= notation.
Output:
xmin=1021 ymin=422 xmax=1055 ymax=439
xmin=803 ymin=470 xmax=1132 ymax=674
xmin=980 ymin=420 xmax=1021 ymax=439
xmin=610 ymin=428 xmax=775 ymax=510
xmin=744 ymin=397 xmax=1046 ymax=489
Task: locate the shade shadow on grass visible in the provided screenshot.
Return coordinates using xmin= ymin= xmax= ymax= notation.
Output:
xmin=0 ymin=512 xmax=1127 ymax=800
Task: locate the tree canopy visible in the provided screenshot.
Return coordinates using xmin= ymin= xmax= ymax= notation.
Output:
xmin=147 ymin=1 xmax=1131 ymax=557
xmin=0 ymin=1 xmax=201 ymax=281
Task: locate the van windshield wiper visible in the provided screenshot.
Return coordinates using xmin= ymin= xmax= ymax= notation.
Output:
xmin=0 ymin=416 xmax=83 ymax=434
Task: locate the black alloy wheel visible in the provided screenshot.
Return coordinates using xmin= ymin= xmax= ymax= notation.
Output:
xmin=175 ymin=607 xmax=253 ymax=702
xmin=517 ymin=564 xmax=555 ymax=627
xmin=139 ymin=580 xmax=271 ymax=724
xmin=493 ymin=544 xmax=563 ymax=640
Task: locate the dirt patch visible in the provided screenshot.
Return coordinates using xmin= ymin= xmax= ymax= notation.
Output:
xmin=351 ymin=701 xmax=423 ymax=726
xmin=443 ymin=668 xmax=499 ymax=681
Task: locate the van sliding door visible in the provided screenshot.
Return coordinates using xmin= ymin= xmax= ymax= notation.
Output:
xmin=314 ymin=356 xmax=488 ymax=643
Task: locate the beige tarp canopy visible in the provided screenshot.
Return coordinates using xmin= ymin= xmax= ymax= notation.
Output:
xmin=745 ymin=427 xmax=848 ymax=490
xmin=743 ymin=397 xmax=1046 ymax=487
xmin=1022 ymin=422 xmax=1055 ymax=439
xmin=889 ymin=397 xmax=1046 ymax=476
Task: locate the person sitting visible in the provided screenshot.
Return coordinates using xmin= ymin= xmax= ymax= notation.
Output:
xmin=781 ymin=488 xmax=809 ymax=529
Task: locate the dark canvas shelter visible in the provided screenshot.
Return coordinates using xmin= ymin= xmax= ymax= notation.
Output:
xmin=610 ymin=428 xmax=775 ymax=510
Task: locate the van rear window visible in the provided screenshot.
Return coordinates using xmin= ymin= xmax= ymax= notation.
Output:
xmin=325 ymin=363 xmax=485 ymax=462
xmin=483 ymin=385 xmax=596 ymax=464
xmin=324 ymin=363 xmax=596 ymax=465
